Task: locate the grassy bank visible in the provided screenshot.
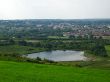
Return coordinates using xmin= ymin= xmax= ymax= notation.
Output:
xmin=0 ymin=61 xmax=110 ymax=82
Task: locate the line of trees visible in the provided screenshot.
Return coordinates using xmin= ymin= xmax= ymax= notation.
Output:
xmin=0 ymin=38 xmax=109 ymax=57
xmin=17 ymin=39 xmax=109 ymax=57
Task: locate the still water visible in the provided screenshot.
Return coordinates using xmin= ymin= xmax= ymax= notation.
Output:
xmin=26 ymin=50 xmax=86 ymax=61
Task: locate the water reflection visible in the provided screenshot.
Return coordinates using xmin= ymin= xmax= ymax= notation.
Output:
xmin=27 ymin=50 xmax=86 ymax=61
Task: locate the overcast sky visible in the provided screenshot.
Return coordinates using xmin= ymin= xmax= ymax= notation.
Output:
xmin=0 ymin=0 xmax=110 ymax=19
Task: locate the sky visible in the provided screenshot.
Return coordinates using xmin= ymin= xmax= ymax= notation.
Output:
xmin=0 ymin=0 xmax=110 ymax=19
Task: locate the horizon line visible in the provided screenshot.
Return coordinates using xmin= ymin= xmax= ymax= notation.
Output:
xmin=0 ymin=18 xmax=110 ymax=20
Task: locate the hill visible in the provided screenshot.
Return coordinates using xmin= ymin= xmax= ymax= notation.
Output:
xmin=0 ymin=61 xmax=110 ymax=82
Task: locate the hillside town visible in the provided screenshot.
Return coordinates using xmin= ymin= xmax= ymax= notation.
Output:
xmin=0 ymin=20 xmax=110 ymax=39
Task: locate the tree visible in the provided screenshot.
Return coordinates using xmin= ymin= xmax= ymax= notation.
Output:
xmin=9 ymin=39 xmax=15 ymax=45
xmin=18 ymin=40 xmax=27 ymax=46
xmin=91 ymin=44 xmax=108 ymax=57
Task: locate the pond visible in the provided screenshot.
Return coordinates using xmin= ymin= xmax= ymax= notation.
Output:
xmin=26 ymin=50 xmax=87 ymax=61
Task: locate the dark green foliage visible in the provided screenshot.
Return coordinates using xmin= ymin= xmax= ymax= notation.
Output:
xmin=9 ymin=39 xmax=15 ymax=45
xmin=36 ymin=57 xmax=42 ymax=61
xmin=90 ymin=44 xmax=108 ymax=57
xmin=0 ymin=38 xmax=109 ymax=62
xmin=18 ymin=40 xmax=27 ymax=46
xmin=43 ymin=58 xmax=55 ymax=63
xmin=0 ymin=39 xmax=15 ymax=46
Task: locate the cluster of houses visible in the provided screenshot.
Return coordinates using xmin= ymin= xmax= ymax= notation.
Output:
xmin=46 ymin=23 xmax=110 ymax=38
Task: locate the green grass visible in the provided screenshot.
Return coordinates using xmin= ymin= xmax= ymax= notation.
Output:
xmin=48 ymin=36 xmax=69 ymax=39
xmin=26 ymin=40 xmax=40 ymax=43
xmin=105 ymin=45 xmax=110 ymax=56
xmin=0 ymin=61 xmax=110 ymax=82
xmin=102 ymin=36 xmax=110 ymax=39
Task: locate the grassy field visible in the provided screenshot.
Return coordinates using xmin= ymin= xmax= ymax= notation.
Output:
xmin=0 ymin=61 xmax=110 ymax=82
xmin=102 ymin=36 xmax=110 ymax=39
xmin=105 ymin=45 xmax=110 ymax=56
xmin=48 ymin=36 xmax=69 ymax=39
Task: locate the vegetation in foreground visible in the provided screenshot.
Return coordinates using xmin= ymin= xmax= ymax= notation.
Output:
xmin=0 ymin=39 xmax=110 ymax=82
xmin=0 ymin=61 xmax=110 ymax=82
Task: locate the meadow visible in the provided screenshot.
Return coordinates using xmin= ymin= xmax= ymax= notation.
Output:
xmin=0 ymin=61 xmax=110 ymax=82
xmin=105 ymin=45 xmax=110 ymax=56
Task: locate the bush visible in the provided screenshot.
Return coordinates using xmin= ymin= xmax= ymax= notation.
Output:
xmin=43 ymin=58 xmax=55 ymax=63
xmin=36 ymin=57 xmax=42 ymax=61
